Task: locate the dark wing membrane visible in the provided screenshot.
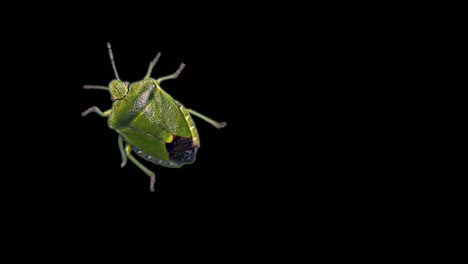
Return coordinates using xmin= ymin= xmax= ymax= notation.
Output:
xmin=165 ymin=136 xmax=197 ymax=164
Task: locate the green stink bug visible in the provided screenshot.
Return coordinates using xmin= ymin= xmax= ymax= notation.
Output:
xmin=82 ymin=43 xmax=226 ymax=192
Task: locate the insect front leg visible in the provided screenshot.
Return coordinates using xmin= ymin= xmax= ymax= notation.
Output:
xmin=187 ymin=109 xmax=227 ymax=129
xmin=81 ymin=107 xmax=111 ymax=117
xmin=155 ymin=63 xmax=186 ymax=84
xmin=124 ymin=144 xmax=156 ymax=192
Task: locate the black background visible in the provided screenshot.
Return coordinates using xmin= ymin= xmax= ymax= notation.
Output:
xmin=0 ymin=5 xmax=410 ymax=258
xmin=0 ymin=6 xmax=384 ymax=257
xmin=1 ymin=9 xmax=302 ymax=252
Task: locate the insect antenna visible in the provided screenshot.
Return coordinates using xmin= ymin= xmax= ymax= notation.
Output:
xmin=107 ymin=42 xmax=121 ymax=80
xmin=83 ymin=85 xmax=109 ymax=90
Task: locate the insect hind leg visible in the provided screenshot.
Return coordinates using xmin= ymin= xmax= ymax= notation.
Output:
xmin=187 ymin=109 xmax=227 ymax=129
xmin=118 ymin=136 xmax=127 ymax=168
xmin=124 ymin=144 xmax=156 ymax=192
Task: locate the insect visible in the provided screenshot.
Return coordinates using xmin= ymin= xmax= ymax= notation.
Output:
xmin=82 ymin=43 xmax=226 ymax=192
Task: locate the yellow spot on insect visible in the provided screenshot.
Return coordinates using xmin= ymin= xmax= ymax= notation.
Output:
xmin=164 ymin=133 xmax=173 ymax=143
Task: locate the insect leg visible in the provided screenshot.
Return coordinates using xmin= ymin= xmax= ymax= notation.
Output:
xmin=118 ymin=136 xmax=127 ymax=168
xmin=144 ymin=52 xmax=161 ymax=79
xmin=81 ymin=107 xmax=111 ymax=117
xmin=124 ymin=144 xmax=156 ymax=192
xmin=156 ymin=63 xmax=186 ymax=84
xmin=187 ymin=109 xmax=227 ymax=129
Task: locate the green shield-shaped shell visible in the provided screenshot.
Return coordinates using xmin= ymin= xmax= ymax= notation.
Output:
xmin=108 ymin=78 xmax=199 ymax=168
